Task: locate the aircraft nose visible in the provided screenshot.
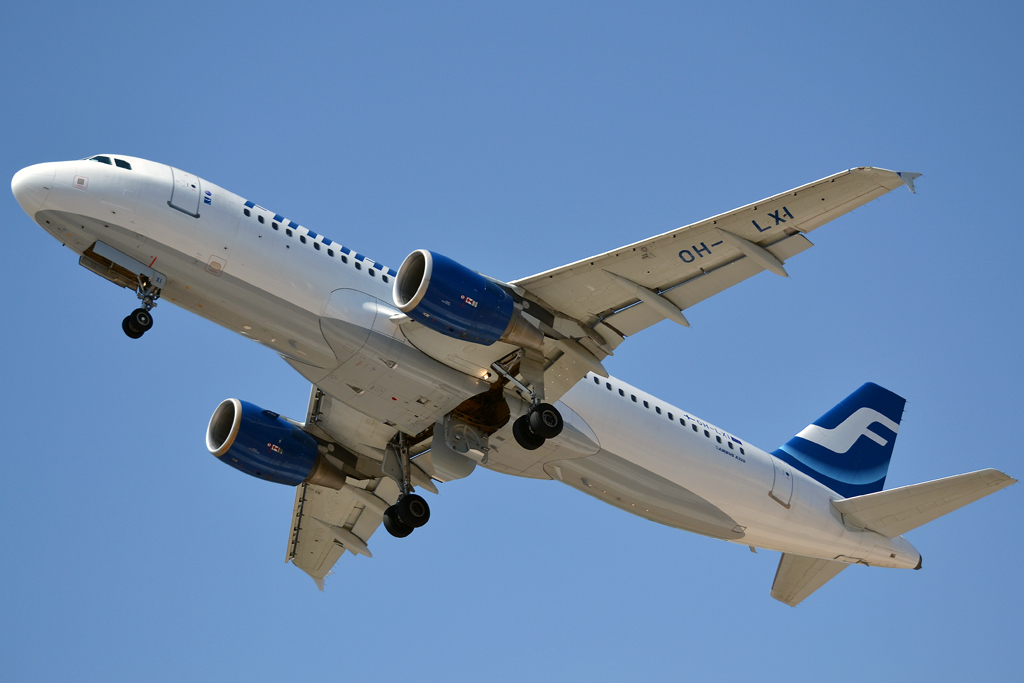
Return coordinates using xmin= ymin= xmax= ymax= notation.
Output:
xmin=11 ymin=163 xmax=57 ymax=218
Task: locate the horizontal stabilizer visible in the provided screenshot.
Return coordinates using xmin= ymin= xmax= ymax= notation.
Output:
xmin=771 ymin=553 xmax=847 ymax=607
xmin=832 ymin=469 xmax=1016 ymax=539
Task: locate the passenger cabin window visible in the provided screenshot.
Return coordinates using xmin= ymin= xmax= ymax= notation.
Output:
xmin=606 ymin=382 xmax=612 ymax=390
xmin=243 ymin=209 xmax=251 ymax=217
xmin=692 ymin=424 xmax=698 ymax=432
xmin=740 ymin=448 xmax=746 ymax=455
xmin=300 ymin=235 xmax=307 ymax=244
xmin=728 ymin=442 xmax=734 ymax=449
xmin=618 ymin=389 xmax=625 ymax=397
xmin=327 ymin=249 xmax=334 ymax=257
xmin=314 ymin=242 xmax=320 ymax=250
xmin=114 ymin=159 xmax=131 ymax=170
xmin=272 ymin=222 xmax=279 ymax=230
xmin=668 ymin=412 xmax=673 ymax=420
xmin=631 ymin=395 xmax=637 ymax=402
xmin=382 ymin=275 xmax=389 ymax=283
xmin=342 ymin=255 xmax=348 ymax=263
xmin=286 ymin=228 xmax=293 ymax=236
xmin=369 ymin=269 xmax=376 ymax=277
xmin=90 ymin=156 xmax=112 ymax=165
xmin=716 ymin=435 xmax=722 ymax=443
xmin=593 ymin=377 xmax=600 ymax=385
xmin=655 ymin=407 xmax=661 ymax=414
xmin=258 ymin=215 xmax=264 ymax=223
xmin=704 ymin=430 xmax=710 ymax=437
xmin=643 ymin=400 xmax=649 ymax=408
xmin=680 ymin=418 xmax=686 ymax=426
xmin=355 ymin=262 xmax=362 ymax=270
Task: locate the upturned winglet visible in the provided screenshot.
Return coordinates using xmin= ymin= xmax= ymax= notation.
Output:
xmin=896 ymin=171 xmax=922 ymax=194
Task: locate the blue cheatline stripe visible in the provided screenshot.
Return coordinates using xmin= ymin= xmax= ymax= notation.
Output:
xmin=238 ymin=198 xmax=393 ymax=281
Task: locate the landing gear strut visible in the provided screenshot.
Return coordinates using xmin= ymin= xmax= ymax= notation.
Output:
xmin=123 ymin=278 xmax=160 ymax=339
xmin=491 ymin=360 xmax=564 ymax=451
xmin=382 ymin=433 xmax=431 ymax=538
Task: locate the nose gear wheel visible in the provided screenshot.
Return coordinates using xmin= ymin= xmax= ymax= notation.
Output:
xmin=122 ymin=278 xmax=161 ymax=339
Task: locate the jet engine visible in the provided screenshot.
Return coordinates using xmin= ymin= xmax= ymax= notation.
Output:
xmin=393 ymin=249 xmax=543 ymax=349
xmin=206 ymin=398 xmax=344 ymax=488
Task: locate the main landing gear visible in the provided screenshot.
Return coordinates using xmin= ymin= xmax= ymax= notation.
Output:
xmin=382 ymin=433 xmax=432 ymax=538
xmin=490 ymin=360 xmax=564 ymax=451
xmin=511 ymin=402 xmax=564 ymax=451
xmin=122 ymin=278 xmax=161 ymax=339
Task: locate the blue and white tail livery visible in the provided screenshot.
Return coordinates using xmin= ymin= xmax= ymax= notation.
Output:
xmin=774 ymin=383 xmax=905 ymax=498
xmin=12 ymin=157 xmax=1016 ymax=606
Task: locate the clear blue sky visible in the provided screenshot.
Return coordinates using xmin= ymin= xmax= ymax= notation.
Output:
xmin=2 ymin=2 xmax=1021 ymax=681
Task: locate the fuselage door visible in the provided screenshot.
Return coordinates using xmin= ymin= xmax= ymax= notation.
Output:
xmin=168 ymin=166 xmax=201 ymax=217
xmin=770 ymin=456 xmax=793 ymax=508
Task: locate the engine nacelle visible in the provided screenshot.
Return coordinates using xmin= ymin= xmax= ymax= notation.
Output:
xmin=206 ymin=398 xmax=322 ymax=485
xmin=393 ymin=249 xmax=543 ymax=348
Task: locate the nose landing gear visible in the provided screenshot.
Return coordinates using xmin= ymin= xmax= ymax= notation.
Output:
xmin=122 ymin=309 xmax=153 ymax=338
xmin=122 ymin=278 xmax=161 ymax=339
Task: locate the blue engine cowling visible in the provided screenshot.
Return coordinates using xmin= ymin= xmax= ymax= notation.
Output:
xmin=206 ymin=399 xmax=319 ymax=485
xmin=393 ymin=250 xmax=519 ymax=345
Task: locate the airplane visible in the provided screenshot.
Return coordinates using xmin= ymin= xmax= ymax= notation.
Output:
xmin=11 ymin=155 xmax=1015 ymax=606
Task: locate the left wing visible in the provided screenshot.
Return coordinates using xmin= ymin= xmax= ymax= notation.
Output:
xmin=512 ymin=167 xmax=918 ymax=402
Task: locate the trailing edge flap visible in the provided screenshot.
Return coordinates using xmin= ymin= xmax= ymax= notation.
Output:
xmin=771 ymin=554 xmax=847 ymax=607
xmin=286 ymin=478 xmax=401 ymax=590
xmin=831 ymin=469 xmax=1016 ymax=539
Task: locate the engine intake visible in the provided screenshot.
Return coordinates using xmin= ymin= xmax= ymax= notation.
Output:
xmin=393 ymin=250 xmax=543 ymax=349
xmin=206 ymin=398 xmax=342 ymax=487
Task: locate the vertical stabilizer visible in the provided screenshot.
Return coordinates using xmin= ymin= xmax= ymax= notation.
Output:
xmin=773 ymin=383 xmax=906 ymax=498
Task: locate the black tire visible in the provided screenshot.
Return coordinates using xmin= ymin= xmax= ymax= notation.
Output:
xmin=382 ymin=506 xmax=414 ymax=538
xmin=512 ymin=414 xmax=545 ymax=450
xmin=396 ymin=493 xmax=431 ymax=528
xmin=529 ymin=403 xmax=563 ymax=439
xmin=129 ymin=308 xmax=154 ymax=332
xmin=122 ymin=316 xmax=144 ymax=339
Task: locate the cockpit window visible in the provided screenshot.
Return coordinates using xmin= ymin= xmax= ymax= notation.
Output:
xmin=114 ymin=159 xmax=132 ymax=170
xmin=90 ymin=156 xmax=112 ymax=165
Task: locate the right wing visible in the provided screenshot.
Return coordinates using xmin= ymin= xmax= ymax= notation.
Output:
xmin=286 ymin=477 xmax=400 ymax=590
xmin=770 ymin=553 xmax=848 ymax=607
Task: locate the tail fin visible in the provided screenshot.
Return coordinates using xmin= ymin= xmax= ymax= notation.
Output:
xmin=773 ymin=382 xmax=906 ymax=498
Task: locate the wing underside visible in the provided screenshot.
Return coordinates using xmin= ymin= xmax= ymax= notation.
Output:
xmin=286 ymin=478 xmax=401 ymax=589
xmin=511 ymin=167 xmax=914 ymax=403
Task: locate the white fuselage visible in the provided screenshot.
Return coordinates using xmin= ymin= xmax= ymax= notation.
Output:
xmin=12 ymin=155 xmax=921 ymax=570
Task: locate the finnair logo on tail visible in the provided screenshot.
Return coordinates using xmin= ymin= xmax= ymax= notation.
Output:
xmin=797 ymin=408 xmax=900 ymax=454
